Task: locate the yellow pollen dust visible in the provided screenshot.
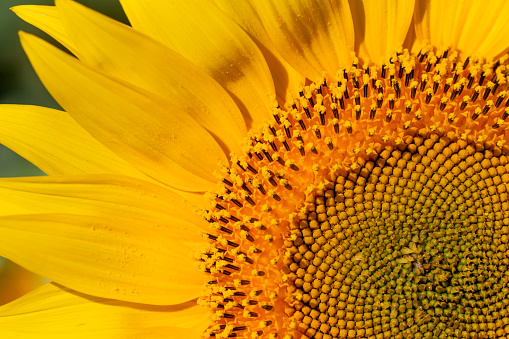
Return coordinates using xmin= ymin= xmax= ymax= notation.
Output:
xmin=198 ymin=46 xmax=509 ymax=339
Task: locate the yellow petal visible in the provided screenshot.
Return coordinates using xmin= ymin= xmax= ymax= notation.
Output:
xmin=0 ymin=283 xmax=210 ymax=338
xmin=350 ymin=0 xmax=415 ymax=64
xmin=50 ymin=0 xmax=247 ymax=155
xmin=0 ymin=105 xmax=152 ymax=180
xmin=20 ymin=31 xmax=227 ymax=192
xmin=0 ymin=213 xmax=206 ymax=305
xmin=403 ymin=17 xmax=419 ymax=55
xmin=414 ymin=0 xmax=509 ymax=60
xmin=0 ymin=104 xmax=210 ymax=210
xmin=120 ymin=0 xmax=275 ymax=130
xmin=251 ymin=0 xmax=355 ymax=80
xmin=11 ymin=5 xmax=78 ymax=57
xmin=264 ymin=50 xmax=307 ymax=105
xmin=173 ymin=190 xmax=210 ymax=211
xmin=212 ymin=0 xmax=306 ymax=104
xmin=0 ymin=174 xmax=208 ymax=250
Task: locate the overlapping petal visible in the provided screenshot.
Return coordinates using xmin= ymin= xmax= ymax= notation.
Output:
xmin=60 ymin=0 xmax=248 ymax=154
xmin=250 ymin=0 xmax=355 ymax=81
xmin=212 ymin=0 xmax=306 ymax=104
xmin=414 ymin=0 xmax=509 ymax=60
xmin=14 ymin=2 xmax=247 ymax=156
xmin=5 ymin=0 xmax=508 ymax=337
xmin=10 ymin=5 xmax=78 ymax=56
xmin=350 ymin=0 xmax=415 ymax=64
xmin=0 ymin=174 xmax=207 ymax=248
xmin=0 ymin=283 xmax=209 ymax=338
xmin=0 ymin=212 xmax=206 ymax=305
xmin=0 ymin=175 xmax=208 ymax=305
xmin=20 ymin=31 xmax=227 ymax=192
xmin=120 ymin=0 xmax=275 ymax=130
xmin=0 ymin=105 xmax=150 ymax=180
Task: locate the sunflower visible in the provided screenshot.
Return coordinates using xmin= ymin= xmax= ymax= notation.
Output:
xmin=1 ymin=0 xmax=509 ymax=338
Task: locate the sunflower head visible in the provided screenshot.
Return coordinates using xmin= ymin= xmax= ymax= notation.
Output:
xmin=200 ymin=42 xmax=509 ymax=338
xmin=1 ymin=1 xmax=509 ymax=339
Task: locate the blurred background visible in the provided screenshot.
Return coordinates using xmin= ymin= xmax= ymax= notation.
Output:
xmin=0 ymin=0 xmax=128 ymax=305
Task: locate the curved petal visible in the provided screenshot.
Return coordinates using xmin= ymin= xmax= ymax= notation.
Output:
xmin=0 ymin=174 xmax=208 ymax=250
xmin=0 ymin=283 xmax=210 ymax=338
xmin=46 ymin=0 xmax=246 ymax=155
xmin=14 ymin=3 xmax=246 ymax=156
xmin=0 ymin=212 xmax=206 ymax=305
xmin=350 ymin=0 xmax=415 ymax=64
xmin=20 ymin=31 xmax=227 ymax=192
xmin=10 ymin=5 xmax=78 ymax=56
xmin=212 ymin=0 xmax=306 ymax=104
xmin=0 ymin=105 xmax=213 ymax=210
xmin=414 ymin=0 xmax=509 ymax=60
xmin=473 ymin=3 xmax=509 ymax=60
xmin=0 ymin=105 xmax=151 ymax=180
xmin=250 ymin=0 xmax=355 ymax=81
xmin=120 ymin=0 xmax=275 ymax=130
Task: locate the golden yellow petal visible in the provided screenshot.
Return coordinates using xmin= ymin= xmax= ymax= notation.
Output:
xmin=0 ymin=105 xmax=152 ymax=181
xmin=170 ymin=190 xmax=209 ymax=211
xmin=0 ymin=283 xmax=210 ymax=338
xmin=0 ymin=174 xmax=208 ymax=250
xmin=213 ymin=0 xmax=306 ymax=104
xmin=52 ymin=0 xmax=247 ymax=154
xmin=414 ymin=0 xmax=509 ymax=59
xmin=0 ymin=213 xmax=206 ymax=305
xmin=20 ymin=31 xmax=227 ymax=192
xmin=403 ymin=17 xmax=419 ymax=55
xmin=11 ymin=5 xmax=78 ymax=56
xmin=350 ymin=0 xmax=415 ymax=64
xmin=251 ymin=0 xmax=355 ymax=80
xmin=120 ymin=0 xmax=274 ymax=130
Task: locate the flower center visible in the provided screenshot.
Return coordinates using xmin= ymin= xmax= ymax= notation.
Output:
xmin=287 ymin=138 xmax=509 ymax=339
xmin=198 ymin=45 xmax=509 ymax=339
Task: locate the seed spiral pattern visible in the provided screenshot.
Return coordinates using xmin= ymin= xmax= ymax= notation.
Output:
xmin=198 ymin=45 xmax=509 ymax=339
xmin=288 ymin=138 xmax=509 ymax=339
